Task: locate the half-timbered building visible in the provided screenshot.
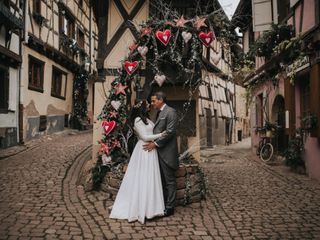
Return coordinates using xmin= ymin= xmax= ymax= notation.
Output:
xmin=91 ymin=0 xmax=250 ymax=162
xmin=234 ymin=0 xmax=320 ymax=180
xmin=0 ymin=0 xmax=23 ymax=148
xmin=22 ymin=0 xmax=98 ymax=141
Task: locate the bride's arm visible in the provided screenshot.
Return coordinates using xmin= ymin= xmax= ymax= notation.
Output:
xmin=134 ymin=118 xmax=163 ymax=142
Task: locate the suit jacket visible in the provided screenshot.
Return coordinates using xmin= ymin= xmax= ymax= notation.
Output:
xmin=153 ymin=105 xmax=179 ymax=170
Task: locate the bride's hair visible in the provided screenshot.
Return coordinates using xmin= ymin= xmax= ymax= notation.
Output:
xmin=129 ymin=99 xmax=149 ymax=126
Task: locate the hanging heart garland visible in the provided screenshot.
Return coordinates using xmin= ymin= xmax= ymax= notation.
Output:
xmin=124 ymin=61 xmax=139 ymax=75
xmin=181 ymin=31 xmax=192 ymax=43
xmin=102 ymin=120 xmax=116 ymax=136
xmin=154 ymin=74 xmax=166 ymax=87
xmin=198 ymin=31 xmax=215 ymax=47
xmin=137 ymin=46 xmax=148 ymax=57
xmin=155 ymin=30 xmax=171 ymax=46
xmin=111 ymin=100 xmax=121 ymax=110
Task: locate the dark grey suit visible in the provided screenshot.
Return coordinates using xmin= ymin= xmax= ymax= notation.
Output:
xmin=153 ymin=105 xmax=179 ymax=209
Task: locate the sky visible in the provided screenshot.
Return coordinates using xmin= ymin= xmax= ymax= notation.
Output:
xmin=218 ymin=0 xmax=240 ymax=19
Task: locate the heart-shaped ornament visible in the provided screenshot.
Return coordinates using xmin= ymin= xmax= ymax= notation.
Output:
xmin=154 ymin=74 xmax=166 ymax=87
xmin=137 ymin=46 xmax=148 ymax=57
xmin=181 ymin=31 xmax=192 ymax=43
xmin=102 ymin=154 xmax=112 ymax=166
xmin=210 ymin=51 xmax=221 ymax=65
xmin=102 ymin=120 xmax=116 ymax=136
xmin=198 ymin=31 xmax=215 ymax=47
xmin=155 ymin=30 xmax=171 ymax=46
xmin=111 ymin=100 xmax=121 ymax=110
xmin=124 ymin=61 xmax=139 ymax=75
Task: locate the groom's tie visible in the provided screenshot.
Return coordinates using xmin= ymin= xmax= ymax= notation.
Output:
xmin=156 ymin=110 xmax=161 ymax=121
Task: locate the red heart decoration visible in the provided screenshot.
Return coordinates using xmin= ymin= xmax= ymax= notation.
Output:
xmin=124 ymin=61 xmax=139 ymax=75
xmin=198 ymin=31 xmax=215 ymax=47
xmin=155 ymin=30 xmax=171 ymax=46
xmin=102 ymin=120 xmax=116 ymax=136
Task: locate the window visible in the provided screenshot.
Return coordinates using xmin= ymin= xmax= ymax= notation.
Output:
xmin=3 ymin=0 xmax=9 ymax=8
xmin=77 ymin=28 xmax=85 ymax=49
xmin=39 ymin=115 xmax=47 ymax=131
xmin=79 ymin=0 xmax=83 ymax=8
xmin=51 ymin=67 xmax=67 ymax=99
xmin=256 ymin=93 xmax=263 ymax=127
xmin=207 ymin=86 xmax=213 ymax=100
xmin=59 ymin=11 xmax=75 ymax=38
xmin=33 ymin=0 xmax=41 ymax=14
xmin=0 ymin=66 xmax=9 ymax=113
xmin=278 ymin=0 xmax=290 ymax=23
xmin=28 ymin=55 xmax=44 ymax=92
xmin=214 ymin=109 xmax=218 ymax=129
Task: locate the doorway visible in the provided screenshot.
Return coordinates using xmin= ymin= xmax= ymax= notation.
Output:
xmin=271 ymin=95 xmax=287 ymax=153
xmin=205 ymin=108 xmax=213 ymax=147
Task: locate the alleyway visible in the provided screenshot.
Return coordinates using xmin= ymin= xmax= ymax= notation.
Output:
xmin=1 ymin=133 xmax=320 ymax=239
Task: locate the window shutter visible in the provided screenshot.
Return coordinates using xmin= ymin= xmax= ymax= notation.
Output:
xmin=8 ymin=70 xmax=17 ymax=111
xmin=284 ymin=78 xmax=295 ymax=135
xmin=252 ymin=0 xmax=273 ymax=32
xmin=310 ymin=63 xmax=320 ymax=138
xmin=290 ymin=0 xmax=299 ymax=7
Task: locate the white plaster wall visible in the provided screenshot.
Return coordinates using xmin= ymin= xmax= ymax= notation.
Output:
xmin=22 ymin=48 xmax=74 ymax=116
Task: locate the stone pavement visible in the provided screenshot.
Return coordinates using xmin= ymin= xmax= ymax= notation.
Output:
xmin=1 ymin=134 xmax=320 ymax=239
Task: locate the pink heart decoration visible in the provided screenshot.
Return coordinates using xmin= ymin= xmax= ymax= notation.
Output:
xmin=102 ymin=120 xmax=116 ymax=136
xmin=124 ymin=61 xmax=139 ymax=75
xmin=198 ymin=31 xmax=215 ymax=47
xmin=111 ymin=100 xmax=121 ymax=110
xmin=156 ymin=30 xmax=171 ymax=46
xmin=154 ymin=74 xmax=166 ymax=87
xmin=137 ymin=46 xmax=148 ymax=57
xmin=182 ymin=31 xmax=192 ymax=43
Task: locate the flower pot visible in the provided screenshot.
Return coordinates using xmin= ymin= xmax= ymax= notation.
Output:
xmin=266 ymin=130 xmax=273 ymax=138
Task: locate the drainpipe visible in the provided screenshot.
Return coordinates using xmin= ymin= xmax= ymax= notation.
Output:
xmin=18 ymin=0 xmax=29 ymax=144
xmin=234 ymin=78 xmax=236 ymax=141
xmin=89 ymin=1 xmax=92 ymax=73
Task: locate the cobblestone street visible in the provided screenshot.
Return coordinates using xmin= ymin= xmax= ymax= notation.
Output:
xmin=1 ymin=133 xmax=320 ymax=239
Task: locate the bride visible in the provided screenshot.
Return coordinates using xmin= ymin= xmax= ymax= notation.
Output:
xmin=109 ymin=100 xmax=166 ymax=223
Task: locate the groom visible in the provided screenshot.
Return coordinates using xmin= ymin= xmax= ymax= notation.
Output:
xmin=143 ymin=91 xmax=179 ymax=217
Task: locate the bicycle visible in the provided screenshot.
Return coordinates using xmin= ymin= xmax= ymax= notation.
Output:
xmin=255 ymin=123 xmax=281 ymax=163
xmin=258 ymin=136 xmax=274 ymax=162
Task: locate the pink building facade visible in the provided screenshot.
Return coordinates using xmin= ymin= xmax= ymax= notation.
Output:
xmin=234 ymin=0 xmax=320 ymax=180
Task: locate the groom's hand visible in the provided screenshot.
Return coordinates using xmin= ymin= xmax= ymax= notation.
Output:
xmin=143 ymin=142 xmax=156 ymax=151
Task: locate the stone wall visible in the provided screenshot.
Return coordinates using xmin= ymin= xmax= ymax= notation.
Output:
xmin=102 ymin=163 xmax=207 ymax=206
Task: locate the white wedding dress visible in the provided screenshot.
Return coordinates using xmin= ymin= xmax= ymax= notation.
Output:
xmin=109 ymin=117 xmax=165 ymax=223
